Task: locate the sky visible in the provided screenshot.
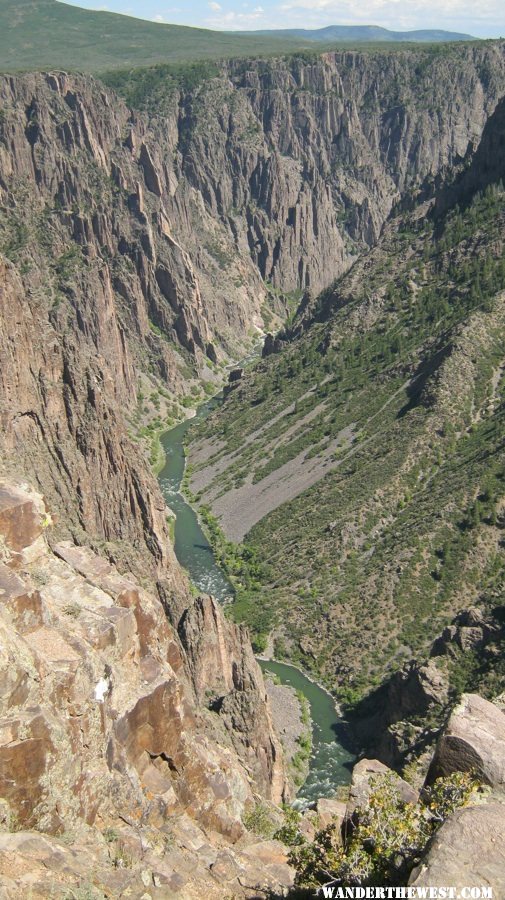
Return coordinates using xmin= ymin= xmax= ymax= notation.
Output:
xmin=61 ymin=0 xmax=505 ymax=38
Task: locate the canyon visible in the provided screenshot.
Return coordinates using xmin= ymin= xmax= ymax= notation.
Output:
xmin=2 ymin=45 xmax=505 ymax=572
xmin=1 ymin=32 xmax=505 ymax=896
xmin=186 ymin=73 xmax=505 ymax=702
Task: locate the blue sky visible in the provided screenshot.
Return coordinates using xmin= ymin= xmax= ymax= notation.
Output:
xmin=61 ymin=0 xmax=505 ymax=38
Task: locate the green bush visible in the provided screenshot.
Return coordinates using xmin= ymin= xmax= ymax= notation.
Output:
xmin=274 ymin=806 xmax=305 ymax=847
xmin=243 ymin=801 xmax=277 ymax=839
xmin=289 ymin=771 xmax=479 ymax=889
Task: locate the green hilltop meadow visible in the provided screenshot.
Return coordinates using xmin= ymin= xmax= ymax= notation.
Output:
xmin=0 ymin=0 xmax=478 ymax=74
xmin=0 ymin=0 xmax=304 ymax=72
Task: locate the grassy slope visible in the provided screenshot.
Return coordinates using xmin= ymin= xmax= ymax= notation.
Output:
xmin=187 ymin=177 xmax=505 ymax=705
xmin=0 ymin=0 xmax=304 ymax=72
xmin=0 ymin=0 xmax=479 ymax=74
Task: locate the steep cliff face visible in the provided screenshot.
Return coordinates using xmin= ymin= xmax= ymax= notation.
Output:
xmin=0 ymin=482 xmax=290 ymax=896
xmin=0 ymin=70 xmax=241 ymax=574
xmin=186 ymin=80 xmax=505 ymax=701
xmin=1 ymin=47 xmax=504 ymax=571
xmin=0 ymin=40 xmax=505 ymax=897
xmin=2 ymin=44 xmax=504 ymax=386
xmin=165 ymin=43 xmax=505 ymax=294
xmin=0 ymin=68 xmax=293 ymax=879
xmin=0 ymin=70 xmax=264 ymax=368
xmin=0 ymin=255 xmax=179 ymax=581
xmin=435 ymin=92 xmax=505 ymax=216
xmin=179 ymin=595 xmax=286 ymax=804
xmin=0 ymin=71 xmax=202 ymax=577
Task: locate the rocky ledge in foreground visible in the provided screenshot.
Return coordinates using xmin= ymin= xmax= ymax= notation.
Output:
xmin=292 ymin=694 xmax=505 ymax=894
xmin=2 ymin=480 xmax=505 ymax=896
xmin=411 ymin=694 xmax=505 ymax=891
xmin=0 ymin=481 xmax=292 ymax=898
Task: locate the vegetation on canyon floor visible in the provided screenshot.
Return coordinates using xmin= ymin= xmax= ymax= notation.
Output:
xmin=188 ymin=174 xmax=505 ymax=708
xmin=2 ymin=20 xmax=505 ymax=895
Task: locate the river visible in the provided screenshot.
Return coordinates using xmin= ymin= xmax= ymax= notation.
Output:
xmin=158 ymin=397 xmax=355 ymax=804
xmin=158 ymin=398 xmax=233 ymax=602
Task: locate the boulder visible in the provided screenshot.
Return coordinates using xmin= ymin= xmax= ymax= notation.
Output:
xmin=0 ymin=484 xmax=44 ymax=558
xmin=458 ymin=607 xmax=486 ymax=627
xmin=346 ymin=758 xmax=418 ymax=824
xmin=300 ymin=798 xmax=347 ymax=843
xmin=315 ymin=797 xmax=347 ymax=830
xmin=457 ymin=626 xmax=486 ymax=651
xmin=430 ymin=607 xmax=501 ymax=658
xmin=409 ymin=801 xmax=505 ymax=892
xmin=426 ymin=693 xmax=505 ymax=791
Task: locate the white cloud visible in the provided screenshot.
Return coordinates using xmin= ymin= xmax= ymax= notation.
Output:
xmin=62 ymin=0 xmax=505 ymax=36
xmin=206 ymin=3 xmax=271 ymax=28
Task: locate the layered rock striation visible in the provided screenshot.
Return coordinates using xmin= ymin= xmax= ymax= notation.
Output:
xmin=1 ymin=44 xmax=505 ymax=579
xmin=2 ymin=42 xmax=505 ymax=895
xmin=167 ymin=43 xmax=505 ymax=295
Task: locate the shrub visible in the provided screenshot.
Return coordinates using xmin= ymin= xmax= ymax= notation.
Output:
xmin=274 ymin=806 xmax=305 ymax=847
xmin=243 ymin=801 xmax=277 ymax=839
xmin=289 ymin=771 xmax=479 ymax=889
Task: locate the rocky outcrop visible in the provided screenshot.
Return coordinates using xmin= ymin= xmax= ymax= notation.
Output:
xmin=346 ymin=758 xmax=418 ymax=824
xmin=431 ymin=607 xmax=503 ymax=657
xmin=352 ymin=603 xmax=505 ymax=771
xmin=300 ymin=697 xmax=505 ymax=897
xmin=178 ymin=595 xmax=286 ymax=804
xmin=0 ymin=827 xmax=294 ymax=898
xmin=0 ymin=482 xmax=291 ymax=896
xmin=351 ymin=660 xmax=449 ymax=767
xmin=409 ymin=801 xmax=505 ymax=893
xmin=427 ymin=693 xmax=505 ymax=791
xmin=410 ymin=696 xmax=505 ymax=892
xmin=262 ymin=332 xmax=284 ymax=357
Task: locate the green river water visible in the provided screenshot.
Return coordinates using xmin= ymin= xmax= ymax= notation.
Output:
xmin=158 ymin=400 xmax=355 ymax=805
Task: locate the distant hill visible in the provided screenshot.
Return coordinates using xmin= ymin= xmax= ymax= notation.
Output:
xmin=245 ymin=25 xmax=475 ymax=43
xmin=0 ymin=0 xmax=303 ymax=73
xmin=0 ymin=1 xmax=476 ymax=74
